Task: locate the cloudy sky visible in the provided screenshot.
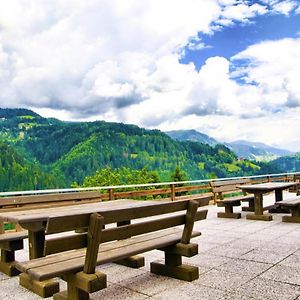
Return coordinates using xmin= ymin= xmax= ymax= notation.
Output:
xmin=0 ymin=1 xmax=300 ymax=151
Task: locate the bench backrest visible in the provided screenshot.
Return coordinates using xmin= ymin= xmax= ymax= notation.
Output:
xmin=210 ymin=178 xmax=251 ymax=200
xmin=0 ymin=191 xmax=102 ymax=211
xmin=294 ymin=174 xmax=300 ymax=182
xmin=44 ymin=200 xmax=208 ymax=257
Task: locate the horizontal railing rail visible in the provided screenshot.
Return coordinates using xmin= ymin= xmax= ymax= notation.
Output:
xmin=0 ymin=172 xmax=299 ymax=201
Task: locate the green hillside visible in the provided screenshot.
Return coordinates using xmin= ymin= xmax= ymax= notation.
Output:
xmin=268 ymin=153 xmax=300 ymax=172
xmin=0 ymin=141 xmax=61 ymax=191
xmin=0 ymin=108 xmax=287 ymax=191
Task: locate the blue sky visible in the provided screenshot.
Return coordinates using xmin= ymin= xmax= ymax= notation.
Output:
xmin=0 ymin=0 xmax=300 ymax=151
xmin=182 ymin=12 xmax=300 ymax=70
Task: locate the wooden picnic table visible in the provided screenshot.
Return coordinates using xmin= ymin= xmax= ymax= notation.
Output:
xmin=0 ymin=199 xmax=168 ymax=297
xmin=0 ymin=199 xmax=163 ymax=259
xmin=238 ymin=182 xmax=296 ymax=221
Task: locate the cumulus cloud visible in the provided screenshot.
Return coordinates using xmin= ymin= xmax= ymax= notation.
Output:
xmin=0 ymin=0 xmax=299 ymax=150
xmin=0 ymin=0 xmax=279 ymax=115
xmin=271 ymin=0 xmax=298 ymax=15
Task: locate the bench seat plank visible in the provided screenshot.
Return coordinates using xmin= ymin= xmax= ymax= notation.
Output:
xmin=0 ymin=231 xmax=28 ymax=243
xmin=16 ymin=228 xmax=201 ymax=281
xmin=210 ymin=179 xmax=254 ymax=218
xmin=276 ymin=197 xmax=300 ymax=207
xmin=275 ymin=197 xmax=300 ymax=223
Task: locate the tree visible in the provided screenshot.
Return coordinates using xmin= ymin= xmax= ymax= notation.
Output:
xmin=170 ymin=165 xmax=187 ymax=182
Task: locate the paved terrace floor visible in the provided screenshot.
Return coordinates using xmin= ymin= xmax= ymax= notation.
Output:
xmin=1 ymin=192 xmax=300 ymax=300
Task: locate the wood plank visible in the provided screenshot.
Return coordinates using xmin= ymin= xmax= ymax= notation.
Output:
xmin=18 ymin=228 xmax=185 ymax=272
xmin=210 ymin=179 xmax=250 ymax=188
xmin=0 ymin=231 xmax=28 ymax=243
xmin=45 ymin=200 xmax=192 ymax=234
xmin=277 ymin=198 xmax=300 ymax=207
xmin=45 ymin=210 xmax=207 ymax=254
xmin=0 ymin=191 xmax=101 ymax=207
xmin=181 ymin=200 xmax=198 ymax=244
xmin=18 ymin=228 xmax=182 ymax=272
xmin=21 ymin=229 xmax=201 ymax=281
xmin=83 ymin=213 xmax=104 ymax=274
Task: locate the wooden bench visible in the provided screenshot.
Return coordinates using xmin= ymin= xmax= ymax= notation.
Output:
xmin=289 ymin=174 xmax=300 ymax=195
xmin=0 ymin=191 xmax=102 ymax=277
xmin=0 ymin=231 xmax=28 ymax=276
xmin=276 ymin=197 xmax=300 ymax=223
xmin=210 ymin=179 xmax=254 ymax=219
xmin=16 ymin=199 xmax=207 ymax=300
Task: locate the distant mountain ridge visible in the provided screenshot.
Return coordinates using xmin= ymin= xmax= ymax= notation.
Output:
xmin=165 ymin=129 xmax=293 ymax=160
xmin=0 ymin=108 xmax=271 ymax=191
xmin=165 ymin=130 xmax=218 ymax=146
xmin=225 ymin=140 xmax=292 ymax=160
xmin=0 ymin=108 xmax=297 ymax=192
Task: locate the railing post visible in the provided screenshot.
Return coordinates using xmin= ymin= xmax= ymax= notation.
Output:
xmin=108 ymin=188 xmax=114 ymax=201
xmin=267 ymin=176 xmax=271 ymax=182
xmin=170 ymin=184 xmax=175 ymax=201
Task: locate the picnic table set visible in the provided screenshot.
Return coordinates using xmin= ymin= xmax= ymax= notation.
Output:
xmin=0 ymin=179 xmax=299 ymax=299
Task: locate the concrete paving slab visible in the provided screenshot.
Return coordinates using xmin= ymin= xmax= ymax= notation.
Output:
xmin=235 ymin=277 xmax=300 ymax=300
xmin=208 ymin=242 xmax=254 ymax=259
xmin=90 ymin=282 xmax=149 ymax=300
xmin=260 ymin=264 xmax=300 ymax=285
xmin=241 ymin=248 xmax=290 ymax=264
xmin=117 ymin=272 xmax=183 ymax=296
xmin=182 ymin=253 xmax=235 ymax=269
xmin=194 ymin=268 xmax=253 ymax=292
xmin=280 ymin=252 xmax=300 ymax=268
xmin=214 ymin=259 xmax=272 ymax=276
xmin=96 ymin=264 xmax=147 ymax=284
xmin=151 ymin=282 xmax=225 ymax=300
xmin=2 ymin=191 xmax=300 ymax=300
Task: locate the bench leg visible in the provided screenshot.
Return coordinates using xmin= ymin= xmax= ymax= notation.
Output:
xmin=115 ymin=220 xmax=145 ymax=268
xmin=218 ymin=205 xmax=241 ymax=219
xmin=19 ymin=273 xmax=60 ymax=298
xmin=115 ymin=255 xmax=145 ymax=268
xmin=54 ymin=271 xmax=107 ymax=300
xmin=282 ymin=207 xmax=300 ymax=223
xmin=0 ymin=249 xmax=20 ymax=276
xmin=151 ymin=251 xmax=199 ymax=282
xmin=0 ymin=239 xmax=24 ymax=276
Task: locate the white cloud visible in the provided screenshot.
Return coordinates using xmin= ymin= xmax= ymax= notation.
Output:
xmin=220 ymin=3 xmax=267 ymax=23
xmin=272 ymin=0 xmax=298 ymax=15
xmin=232 ymin=38 xmax=300 ymax=111
xmin=0 ymin=1 xmax=299 ymax=151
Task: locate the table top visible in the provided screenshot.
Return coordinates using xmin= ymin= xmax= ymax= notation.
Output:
xmin=238 ymin=182 xmax=295 ymax=192
xmin=0 ymin=199 xmax=166 ymax=224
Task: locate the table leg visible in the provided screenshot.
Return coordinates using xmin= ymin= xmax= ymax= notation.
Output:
xmin=20 ymin=229 xmax=59 ymax=297
xmin=114 ymin=220 xmax=145 ymax=268
xmin=275 ymin=189 xmax=283 ymax=202
xmin=246 ymin=193 xmax=272 ymax=221
xmin=28 ymin=230 xmax=45 ymax=260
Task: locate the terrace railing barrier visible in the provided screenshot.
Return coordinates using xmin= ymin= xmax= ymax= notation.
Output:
xmin=0 ymin=172 xmax=299 ymax=203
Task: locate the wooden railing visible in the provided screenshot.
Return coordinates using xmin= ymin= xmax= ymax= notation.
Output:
xmin=0 ymin=172 xmax=298 ymax=203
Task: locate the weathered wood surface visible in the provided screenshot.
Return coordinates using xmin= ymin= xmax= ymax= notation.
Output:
xmin=276 ymin=197 xmax=300 ymax=223
xmin=15 ymin=199 xmax=207 ymax=299
xmin=211 ymin=178 xmax=254 ymax=218
xmin=0 ymin=191 xmax=102 ymax=209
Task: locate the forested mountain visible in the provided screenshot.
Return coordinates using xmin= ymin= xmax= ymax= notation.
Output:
xmin=0 ymin=141 xmax=61 ymax=191
xmin=165 ymin=130 xmax=218 ymax=146
xmin=268 ymin=153 xmax=300 ymax=172
xmin=0 ymin=108 xmax=292 ymax=192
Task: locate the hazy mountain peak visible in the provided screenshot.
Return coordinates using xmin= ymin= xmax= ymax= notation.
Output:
xmin=165 ymin=129 xmax=218 ymax=146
